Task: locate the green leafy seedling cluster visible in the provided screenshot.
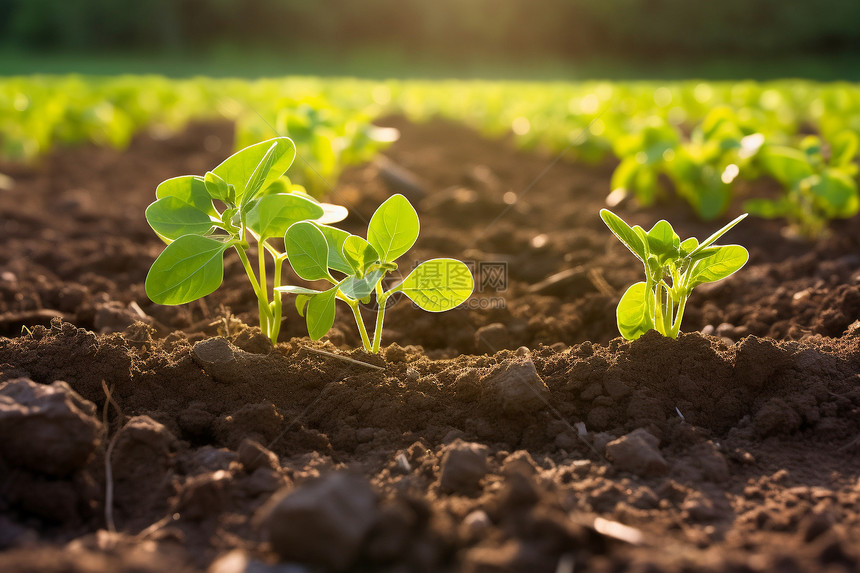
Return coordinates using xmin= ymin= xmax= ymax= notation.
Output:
xmin=277 ymin=194 xmax=474 ymax=353
xmin=600 ymin=209 xmax=749 ymax=340
xmin=746 ymin=132 xmax=859 ymax=238
xmin=145 ymin=137 xmax=347 ymax=344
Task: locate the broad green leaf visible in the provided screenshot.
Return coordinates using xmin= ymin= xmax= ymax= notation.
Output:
xmin=610 ymin=156 xmax=638 ymax=197
xmin=693 ymin=173 xmax=731 ymax=220
xmin=830 ymin=131 xmax=859 ymax=168
xmin=679 ymin=237 xmax=699 ymax=257
xmin=275 ymin=285 xmax=323 ymax=296
xmin=810 ymin=171 xmax=859 ymax=216
xmin=145 ymin=196 xmax=215 ymax=243
xmin=212 ymin=137 xmax=296 ymax=205
xmin=646 ymin=220 xmax=679 ymax=262
xmin=241 ymin=141 xmax=279 ymax=207
xmin=688 ymin=213 xmax=748 ymax=256
xmin=616 ymin=281 xmax=654 ymax=340
xmin=145 ymin=235 xmax=228 ymax=305
xmin=342 ymin=235 xmax=380 ymax=276
xmin=314 ymin=224 xmax=354 ymax=275
xmin=246 ymin=193 xmax=324 ymax=239
xmin=285 ymin=222 xmax=331 ymax=282
xmin=155 ymin=175 xmax=217 ymax=217
xmin=367 ymin=194 xmax=420 ymax=264
xmin=317 ymin=203 xmax=349 ymax=225
xmin=306 ymin=286 xmax=338 ymax=340
xmin=688 ymin=245 xmax=749 ymax=287
xmin=340 ymin=269 xmax=385 ymax=300
xmin=397 ymin=259 xmax=474 ymax=312
xmin=760 ymin=146 xmax=814 ymax=187
xmin=599 ymin=209 xmax=648 ymax=263
xmin=295 ymin=294 xmax=312 ymax=317
xmin=204 ymin=171 xmax=232 ymax=203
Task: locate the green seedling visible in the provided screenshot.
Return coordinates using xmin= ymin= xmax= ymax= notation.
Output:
xmin=145 ymin=137 xmax=347 ymax=344
xmin=600 ymin=209 xmax=749 ymax=340
xmin=746 ymin=132 xmax=859 ymax=238
xmin=277 ymin=194 xmax=474 ymax=353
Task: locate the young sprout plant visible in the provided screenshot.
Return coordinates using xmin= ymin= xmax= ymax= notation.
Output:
xmin=144 ymin=138 xmax=347 ymax=344
xmin=277 ymin=194 xmax=474 ymax=353
xmin=600 ymin=209 xmax=749 ymax=340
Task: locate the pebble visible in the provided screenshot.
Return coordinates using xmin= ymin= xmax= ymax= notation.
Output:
xmin=238 ymin=438 xmax=280 ymax=473
xmin=605 ymin=428 xmax=669 ymax=477
xmin=439 ymin=439 xmax=489 ymax=493
xmin=259 ymin=472 xmax=378 ymax=571
xmin=480 ymin=354 xmax=549 ymax=413
xmin=0 ymin=378 xmax=100 ymax=476
xmin=474 ymin=322 xmax=514 ymax=353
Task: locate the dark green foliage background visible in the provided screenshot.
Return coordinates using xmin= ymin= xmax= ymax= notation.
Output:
xmin=2 ymin=0 xmax=859 ymax=63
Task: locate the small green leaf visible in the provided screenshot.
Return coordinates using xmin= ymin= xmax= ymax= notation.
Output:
xmin=295 ymin=294 xmax=312 ymax=317
xmin=688 ymin=213 xmax=748 ymax=256
xmin=156 ymin=175 xmax=217 ymax=217
xmin=688 ymin=245 xmax=749 ymax=287
xmin=646 ymin=220 xmax=679 ymax=262
xmin=145 ymin=196 xmax=215 ymax=242
xmin=285 ymin=222 xmax=331 ymax=282
xmin=830 ymin=131 xmax=859 ymax=168
xmin=306 ymin=286 xmax=338 ymax=340
xmin=342 ymin=235 xmax=380 ymax=276
xmin=212 ymin=137 xmax=296 ymax=205
xmin=367 ymin=194 xmax=420 ymax=264
xmin=204 ymin=171 xmax=232 ymax=203
xmin=679 ymin=237 xmax=699 ymax=257
xmin=397 ymin=259 xmax=474 ymax=312
xmin=340 ymin=269 xmax=385 ymax=300
xmin=810 ymin=171 xmax=858 ymax=216
xmin=241 ymin=141 xmax=279 ymax=207
xmin=317 ymin=203 xmax=349 ymax=225
xmin=761 ymin=146 xmax=814 ymax=187
xmin=246 ymin=193 xmax=324 ymax=239
xmin=616 ymin=281 xmax=654 ymax=340
xmin=314 ymin=224 xmax=354 ymax=275
xmin=145 ymin=235 xmax=229 ymax=305
xmin=600 ymin=209 xmax=648 ymax=262
xmin=275 ymin=285 xmax=323 ymax=296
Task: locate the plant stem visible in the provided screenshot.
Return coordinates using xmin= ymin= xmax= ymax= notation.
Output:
xmin=257 ymin=240 xmax=271 ymax=336
xmin=269 ymin=254 xmax=285 ymax=343
xmin=370 ymin=283 xmax=392 ymax=353
xmin=345 ymin=299 xmax=372 ymax=351
xmin=235 ymin=242 xmax=275 ymax=336
xmin=671 ymin=293 xmax=688 ymax=338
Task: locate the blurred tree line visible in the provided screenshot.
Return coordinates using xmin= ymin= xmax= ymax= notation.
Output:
xmin=2 ymin=0 xmax=859 ymax=61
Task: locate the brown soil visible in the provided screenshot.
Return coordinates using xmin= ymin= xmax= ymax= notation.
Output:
xmin=1 ymin=118 xmax=859 ymax=573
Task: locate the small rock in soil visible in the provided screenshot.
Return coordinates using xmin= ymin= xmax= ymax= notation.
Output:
xmin=231 ymin=327 xmax=273 ymax=355
xmin=439 ymin=439 xmax=490 ymax=493
xmin=605 ymin=428 xmax=669 ymax=478
xmin=258 ymin=472 xmax=378 ymax=571
xmin=0 ymin=378 xmax=100 ymax=476
xmin=474 ymin=322 xmax=514 ymax=353
xmin=238 ymin=438 xmax=281 ymax=473
xmin=173 ymin=470 xmax=232 ymax=521
xmin=480 ymin=354 xmax=549 ymax=414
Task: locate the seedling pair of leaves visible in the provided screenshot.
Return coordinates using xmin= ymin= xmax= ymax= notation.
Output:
xmin=600 ymin=209 xmax=749 ymax=340
xmin=277 ymin=194 xmax=474 ymax=353
xmin=747 ymin=131 xmax=859 ymax=238
xmin=144 ymin=137 xmax=346 ymax=344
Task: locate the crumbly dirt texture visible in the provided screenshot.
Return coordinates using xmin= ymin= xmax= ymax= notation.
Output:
xmin=1 ymin=118 xmax=859 ymax=573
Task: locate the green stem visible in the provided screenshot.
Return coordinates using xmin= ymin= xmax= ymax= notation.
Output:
xmin=344 ymin=298 xmax=372 ymax=351
xmin=268 ymin=254 xmax=285 ymax=343
xmin=670 ymin=293 xmax=688 ymax=338
xmin=258 ymin=240 xmax=270 ymax=334
xmin=370 ymin=284 xmax=395 ymax=353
